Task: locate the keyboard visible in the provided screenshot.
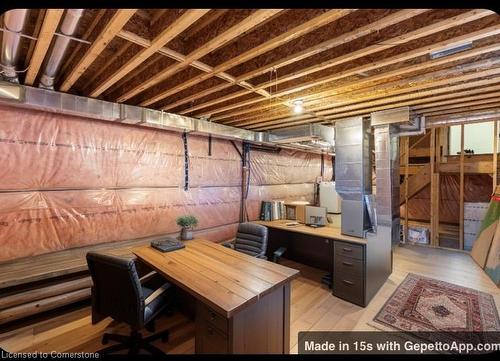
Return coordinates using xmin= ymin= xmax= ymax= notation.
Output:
xmin=151 ymin=238 xmax=185 ymax=253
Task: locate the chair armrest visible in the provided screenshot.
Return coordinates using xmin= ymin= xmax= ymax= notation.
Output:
xmin=139 ymin=270 xmax=157 ymax=283
xmin=145 ymin=283 xmax=171 ymax=305
xmin=221 ymin=240 xmax=235 ymax=249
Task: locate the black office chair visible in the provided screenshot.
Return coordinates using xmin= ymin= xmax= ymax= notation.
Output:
xmin=86 ymin=252 xmax=172 ymax=356
xmin=222 ymin=223 xmax=270 ymax=259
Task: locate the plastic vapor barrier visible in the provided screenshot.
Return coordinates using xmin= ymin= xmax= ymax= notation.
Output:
xmin=0 ymin=104 xmax=325 ymax=261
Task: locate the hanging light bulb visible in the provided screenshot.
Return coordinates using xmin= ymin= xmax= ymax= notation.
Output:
xmin=293 ymin=100 xmax=303 ymax=114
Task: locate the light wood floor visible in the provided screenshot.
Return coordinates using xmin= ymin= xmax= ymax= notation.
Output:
xmin=0 ymin=244 xmax=498 ymax=354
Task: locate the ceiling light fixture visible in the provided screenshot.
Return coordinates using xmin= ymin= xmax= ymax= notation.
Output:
xmin=293 ymin=100 xmax=303 ymax=114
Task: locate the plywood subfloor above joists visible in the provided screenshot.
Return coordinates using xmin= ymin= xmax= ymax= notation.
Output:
xmin=3 ymin=8 xmax=500 ymax=129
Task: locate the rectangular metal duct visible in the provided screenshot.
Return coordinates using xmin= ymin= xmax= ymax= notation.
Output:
xmin=334 ymin=117 xmax=372 ymax=237
xmin=0 ymin=82 xmax=330 ymax=153
xmin=264 ymin=123 xmax=335 ymax=152
xmin=372 ymin=124 xmax=401 ymax=246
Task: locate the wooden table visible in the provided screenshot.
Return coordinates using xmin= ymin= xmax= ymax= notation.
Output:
xmin=133 ymin=239 xmax=299 ymax=354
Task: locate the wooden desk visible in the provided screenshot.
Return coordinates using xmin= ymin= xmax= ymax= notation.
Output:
xmin=254 ymin=220 xmax=392 ymax=307
xmin=133 ymin=239 xmax=299 ymax=354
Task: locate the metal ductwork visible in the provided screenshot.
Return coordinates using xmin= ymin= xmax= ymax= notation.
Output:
xmin=264 ymin=124 xmax=335 ymax=153
xmin=39 ymin=9 xmax=84 ymax=90
xmin=334 ymin=117 xmax=372 ymax=238
xmin=371 ymin=125 xmax=401 ymax=246
xmin=0 ymin=9 xmax=28 ymax=83
xmin=0 ymin=81 xmax=340 ymax=154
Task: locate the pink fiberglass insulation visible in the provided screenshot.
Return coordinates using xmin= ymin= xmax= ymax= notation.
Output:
xmin=0 ymin=104 xmax=327 ymax=262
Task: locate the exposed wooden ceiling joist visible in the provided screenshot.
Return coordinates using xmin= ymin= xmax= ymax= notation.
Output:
xmin=116 ymin=9 xmax=285 ymax=103
xmin=59 ymin=9 xmax=137 ymax=92
xmin=114 ymin=30 xmax=269 ymax=102
xmin=167 ymin=8 xmax=432 ymax=113
xmin=89 ymin=9 xmax=210 ymax=97
xmin=24 ymin=9 xmax=64 ymax=85
xmin=200 ymin=18 xmax=500 ymax=121
xmin=136 ymin=9 xmax=356 ymax=106
xmin=221 ymin=41 xmax=500 ymax=125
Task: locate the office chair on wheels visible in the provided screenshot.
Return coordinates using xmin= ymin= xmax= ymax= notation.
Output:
xmin=86 ymin=252 xmax=172 ymax=356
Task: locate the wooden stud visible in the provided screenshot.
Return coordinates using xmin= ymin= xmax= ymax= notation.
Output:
xmin=24 ymin=9 xmax=45 ymax=69
xmin=24 ymin=9 xmax=64 ymax=85
xmin=90 ymin=9 xmax=210 ymax=97
xmin=493 ymin=120 xmax=498 ymax=192
xmin=59 ymin=9 xmax=137 ymax=92
xmin=118 ymin=9 xmax=286 ymax=103
xmin=430 ymin=128 xmax=438 ymax=246
xmin=404 ymin=136 xmax=409 ymax=244
xmin=459 ymin=124 xmax=465 ymax=250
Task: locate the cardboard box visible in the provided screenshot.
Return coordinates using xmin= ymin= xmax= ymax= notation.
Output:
xmin=285 ymin=201 xmax=310 ymax=223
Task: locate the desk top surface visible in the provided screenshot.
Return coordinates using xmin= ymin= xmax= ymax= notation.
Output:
xmin=254 ymin=219 xmax=367 ymax=245
xmin=133 ymin=239 xmax=299 ymax=318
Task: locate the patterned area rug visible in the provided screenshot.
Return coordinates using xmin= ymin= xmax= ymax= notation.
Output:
xmin=374 ymin=273 xmax=500 ymax=333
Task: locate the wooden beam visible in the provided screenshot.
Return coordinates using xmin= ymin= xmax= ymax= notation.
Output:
xmin=416 ymin=97 xmax=500 ymax=113
xmin=459 ymin=124 xmax=465 ymax=250
xmin=254 ymin=86 xmax=500 ymax=131
xmin=59 ymin=9 xmax=137 ymax=92
xmin=24 ymin=9 xmax=45 ymax=69
xmin=90 ymin=9 xmax=210 ymax=97
xmin=239 ymin=71 xmax=500 ymax=129
xmin=116 ymin=30 xmax=269 ymax=100
xmin=404 ymin=136 xmax=409 ymax=243
xmin=399 ymin=164 xmax=431 ymax=204
xmin=427 ymin=110 xmax=500 ymax=127
xmin=58 ymin=9 xmax=107 ymax=77
xmin=117 ymin=9 xmax=286 ymax=103
xmin=213 ymin=41 xmax=500 ymax=122
xmin=423 ymin=102 xmax=500 ymax=117
xmin=430 ymin=128 xmax=440 ymax=247
xmin=181 ymin=10 xmax=228 ymax=39
xmin=166 ymin=9 xmax=430 ymax=112
xmin=494 ymin=120 xmax=498 ymax=192
xmin=24 ymin=9 xmax=64 ymax=85
xmin=136 ymin=9 xmax=355 ymax=106
xmin=180 ymin=10 xmax=495 ymax=117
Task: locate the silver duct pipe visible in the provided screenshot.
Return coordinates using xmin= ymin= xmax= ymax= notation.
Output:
xmin=372 ymin=125 xmax=401 ymax=246
xmin=39 ymin=9 xmax=84 ymax=90
xmin=334 ymin=117 xmax=372 ymax=237
xmin=0 ymin=9 xmax=28 ymax=83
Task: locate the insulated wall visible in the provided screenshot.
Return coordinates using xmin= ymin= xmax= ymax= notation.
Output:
xmin=246 ymin=148 xmax=333 ymax=220
xmin=0 ymin=105 xmax=327 ymax=262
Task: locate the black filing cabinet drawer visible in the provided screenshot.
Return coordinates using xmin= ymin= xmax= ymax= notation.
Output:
xmin=334 ymin=240 xmax=364 ymax=260
xmin=333 ymin=273 xmax=364 ymax=306
xmin=334 ymin=256 xmax=363 ymax=278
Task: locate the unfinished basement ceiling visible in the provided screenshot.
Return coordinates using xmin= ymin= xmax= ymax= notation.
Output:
xmin=2 ymin=8 xmax=500 ymax=130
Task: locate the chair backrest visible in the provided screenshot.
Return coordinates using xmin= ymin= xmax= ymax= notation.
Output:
xmin=234 ymin=223 xmax=268 ymax=258
xmin=86 ymin=252 xmax=145 ymax=328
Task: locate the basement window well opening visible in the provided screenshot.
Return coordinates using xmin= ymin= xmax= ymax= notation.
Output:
xmin=449 ymin=121 xmax=499 ymax=155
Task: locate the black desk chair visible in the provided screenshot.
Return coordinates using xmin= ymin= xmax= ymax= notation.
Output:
xmin=223 ymin=222 xmax=273 ymax=259
xmin=86 ymin=252 xmax=171 ymax=356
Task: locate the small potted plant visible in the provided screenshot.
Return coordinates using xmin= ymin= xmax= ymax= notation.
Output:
xmin=176 ymin=215 xmax=198 ymax=241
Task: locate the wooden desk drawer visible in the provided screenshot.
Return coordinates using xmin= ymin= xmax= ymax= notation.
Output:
xmin=334 ymin=256 xmax=363 ymax=277
xmin=334 ymin=241 xmax=364 ymax=260
xmin=197 ymin=319 xmax=229 ymax=354
xmin=333 ymin=274 xmax=364 ymax=306
xmin=197 ymin=302 xmax=228 ymax=334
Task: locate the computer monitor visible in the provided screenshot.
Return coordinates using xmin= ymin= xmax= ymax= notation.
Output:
xmin=305 ymin=206 xmax=327 ymax=226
